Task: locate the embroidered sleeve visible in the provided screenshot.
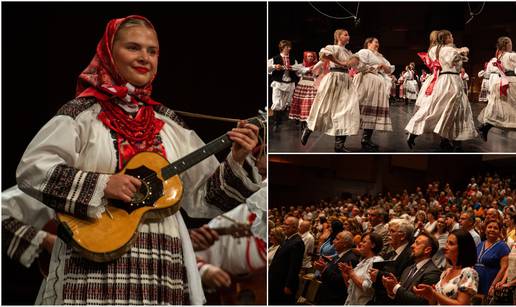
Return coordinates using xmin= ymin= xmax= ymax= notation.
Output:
xmin=458 ymin=267 xmax=479 ymax=296
xmin=205 ymin=152 xmax=261 ymax=212
xmin=153 ymin=104 xmax=189 ymax=129
xmin=16 ymin=115 xmax=110 ymax=219
xmin=2 ymin=217 xmax=47 ymax=268
xmin=39 ymin=164 xmax=109 ymax=219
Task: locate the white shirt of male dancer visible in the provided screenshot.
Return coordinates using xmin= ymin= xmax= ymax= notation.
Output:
xmin=267 ymin=47 xmax=298 ymax=111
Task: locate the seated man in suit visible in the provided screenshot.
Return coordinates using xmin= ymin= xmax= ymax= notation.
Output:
xmin=381 ymin=230 xmax=442 ymax=305
xmin=368 ymin=218 xmax=414 ymax=304
xmin=314 ymin=230 xmax=359 ymax=305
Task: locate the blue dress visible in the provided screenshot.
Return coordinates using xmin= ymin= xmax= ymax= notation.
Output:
xmin=474 ymin=240 xmax=510 ymax=294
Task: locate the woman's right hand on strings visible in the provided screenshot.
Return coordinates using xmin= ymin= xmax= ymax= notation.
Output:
xmin=104 ymin=174 xmax=141 ymax=202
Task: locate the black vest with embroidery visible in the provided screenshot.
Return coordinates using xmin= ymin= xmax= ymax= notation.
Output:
xmin=271 ymin=54 xmax=299 ymax=83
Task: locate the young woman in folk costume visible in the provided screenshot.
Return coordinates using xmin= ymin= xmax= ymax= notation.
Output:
xmin=405 ymin=30 xmax=477 ymax=151
xmin=301 ymin=29 xmax=360 ymax=152
xmin=478 ymin=60 xmax=496 ymax=102
xmin=477 ymin=37 xmax=516 ymax=141
xmin=15 ymin=15 xmax=262 ymax=305
xmin=353 ymin=37 xmax=395 ymax=151
xmin=403 ymin=62 xmax=419 ymax=103
xmin=398 ymin=68 xmax=406 ymax=102
xmin=414 ymin=30 xmax=439 ymax=112
xmin=389 ymin=74 xmax=398 ymax=103
xmin=288 ymin=51 xmax=322 ymax=131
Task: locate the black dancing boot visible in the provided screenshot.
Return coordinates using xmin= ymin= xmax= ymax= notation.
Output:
xmin=300 ymin=121 xmax=307 ymax=132
xmin=301 ymin=127 xmax=312 ymax=145
xmin=335 ymin=136 xmax=351 ymax=152
xmin=361 ymin=129 xmax=379 ymax=152
xmin=477 ymin=123 xmax=493 ymax=142
xmin=407 ymin=133 xmax=417 ymax=150
xmin=272 ymin=112 xmax=281 ymax=132
xmin=439 ymin=138 xmax=453 ymax=151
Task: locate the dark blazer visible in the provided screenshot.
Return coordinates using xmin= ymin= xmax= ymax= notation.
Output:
xmin=394 ymin=259 xmax=442 ymax=305
xmin=316 ymin=249 xmax=360 ymax=305
xmin=369 ymin=243 xmax=414 ymax=305
xmin=268 ymin=233 xmax=305 ymax=305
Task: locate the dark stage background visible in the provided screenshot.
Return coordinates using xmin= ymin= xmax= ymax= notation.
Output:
xmin=1 ymin=2 xmax=265 ymax=304
xmin=268 ymin=2 xmax=516 ymax=102
xmin=269 ymin=155 xmax=516 ymax=208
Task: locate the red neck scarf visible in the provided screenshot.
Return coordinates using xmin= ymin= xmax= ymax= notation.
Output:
xmin=75 ymin=15 xmax=165 ymax=169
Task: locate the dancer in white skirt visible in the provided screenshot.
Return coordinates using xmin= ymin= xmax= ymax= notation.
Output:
xmin=268 ymin=40 xmax=299 ymax=131
xmin=389 ymin=74 xmax=398 ymax=103
xmin=398 ymin=68 xmax=406 ymax=102
xmin=477 ymin=37 xmax=516 ymax=141
xmin=301 ymin=29 xmax=360 ymax=152
xmin=415 ymin=30 xmax=439 ymax=111
xmin=403 ymin=62 xmax=419 ymax=103
xmin=405 ymin=30 xmax=478 ymax=151
xmin=478 ymin=58 xmax=496 ymax=102
xmin=354 ymin=37 xmax=394 ymax=151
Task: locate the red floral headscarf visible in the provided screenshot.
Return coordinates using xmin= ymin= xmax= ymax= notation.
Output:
xmin=76 ymin=15 xmax=159 ymax=103
xmin=76 ymin=15 xmax=166 ymax=170
xmin=303 ymin=51 xmax=317 ymax=68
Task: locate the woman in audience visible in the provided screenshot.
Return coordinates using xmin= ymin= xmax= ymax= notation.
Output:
xmin=475 ymin=220 xmax=510 ymax=296
xmin=319 ymin=220 xmax=344 ymax=257
xmin=432 ymin=216 xmax=450 ymax=269
xmin=492 ymin=239 xmax=516 ymax=304
xmin=339 ymin=233 xmax=384 ymax=305
xmin=268 ymin=227 xmax=286 ymax=267
xmin=414 ymin=229 xmax=479 ymax=304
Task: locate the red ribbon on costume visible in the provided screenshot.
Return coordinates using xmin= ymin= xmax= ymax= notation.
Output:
xmin=418 ymin=52 xmax=442 ymax=96
xmin=246 ymin=237 xmax=267 ymax=272
xmin=421 ymin=72 xmax=427 ymax=82
xmin=418 ymin=52 xmax=432 ymax=70
xmin=493 ymin=60 xmax=509 ymax=97
xmin=247 ymin=212 xmax=257 ymax=225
